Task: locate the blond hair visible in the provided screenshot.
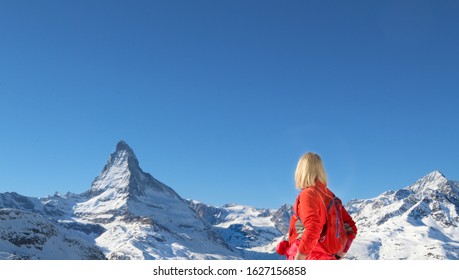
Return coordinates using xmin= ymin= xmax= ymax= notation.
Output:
xmin=295 ymin=153 xmax=328 ymax=189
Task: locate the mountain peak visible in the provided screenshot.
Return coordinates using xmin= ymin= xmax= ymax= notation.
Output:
xmin=418 ymin=170 xmax=447 ymax=183
xmin=83 ymin=141 xmax=180 ymax=206
xmin=116 ymin=140 xmax=134 ymax=153
xmin=112 ymin=140 xmax=140 ymax=169
xmin=409 ymin=170 xmax=448 ymax=193
xmin=114 ymin=141 xmax=138 ymax=163
xmin=86 ymin=141 xmax=141 ymax=197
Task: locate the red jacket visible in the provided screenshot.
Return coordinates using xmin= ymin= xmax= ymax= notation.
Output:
xmin=288 ymin=180 xmax=357 ymax=259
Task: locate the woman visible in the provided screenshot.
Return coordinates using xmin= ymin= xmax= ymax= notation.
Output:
xmin=284 ymin=153 xmax=357 ymax=260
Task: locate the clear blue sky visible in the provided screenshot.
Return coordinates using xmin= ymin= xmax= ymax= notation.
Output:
xmin=0 ymin=0 xmax=458 ymax=209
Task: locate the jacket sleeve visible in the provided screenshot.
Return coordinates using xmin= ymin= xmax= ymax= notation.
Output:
xmin=341 ymin=206 xmax=357 ymax=240
xmin=341 ymin=206 xmax=357 ymax=254
xmin=297 ymin=189 xmax=324 ymax=257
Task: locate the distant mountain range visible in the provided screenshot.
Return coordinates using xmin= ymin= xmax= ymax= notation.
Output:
xmin=347 ymin=170 xmax=459 ymax=259
xmin=1 ymin=141 xmax=458 ymax=259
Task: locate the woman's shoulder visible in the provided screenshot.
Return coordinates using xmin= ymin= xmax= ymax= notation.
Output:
xmin=299 ymin=187 xmax=322 ymax=200
xmin=300 ymin=185 xmax=336 ymax=201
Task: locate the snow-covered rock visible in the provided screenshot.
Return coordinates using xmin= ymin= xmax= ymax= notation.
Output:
xmin=187 ymin=200 xmax=293 ymax=259
xmin=0 ymin=208 xmax=105 ymax=260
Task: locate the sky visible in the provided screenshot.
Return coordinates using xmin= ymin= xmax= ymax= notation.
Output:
xmin=0 ymin=0 xmax=458 ymax=209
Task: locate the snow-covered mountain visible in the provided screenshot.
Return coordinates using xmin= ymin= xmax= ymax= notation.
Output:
xmin=347 ymin=171 xmax=459 ymax=260
xmin=1 ymin=141 xmax=458 ymax=260
xmin=40 ymin=141 xmax=240 ymax=260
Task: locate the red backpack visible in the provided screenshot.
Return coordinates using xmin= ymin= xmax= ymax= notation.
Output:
xmin=319 ymin=195 xmax=348 ymax=254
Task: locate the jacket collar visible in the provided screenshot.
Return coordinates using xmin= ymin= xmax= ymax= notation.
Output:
xmin=314 ymin=178 xmax=327 ymax=192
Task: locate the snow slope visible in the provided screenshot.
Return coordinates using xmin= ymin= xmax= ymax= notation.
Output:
xmin=0 ymin=208 xmax=105 ymax=260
